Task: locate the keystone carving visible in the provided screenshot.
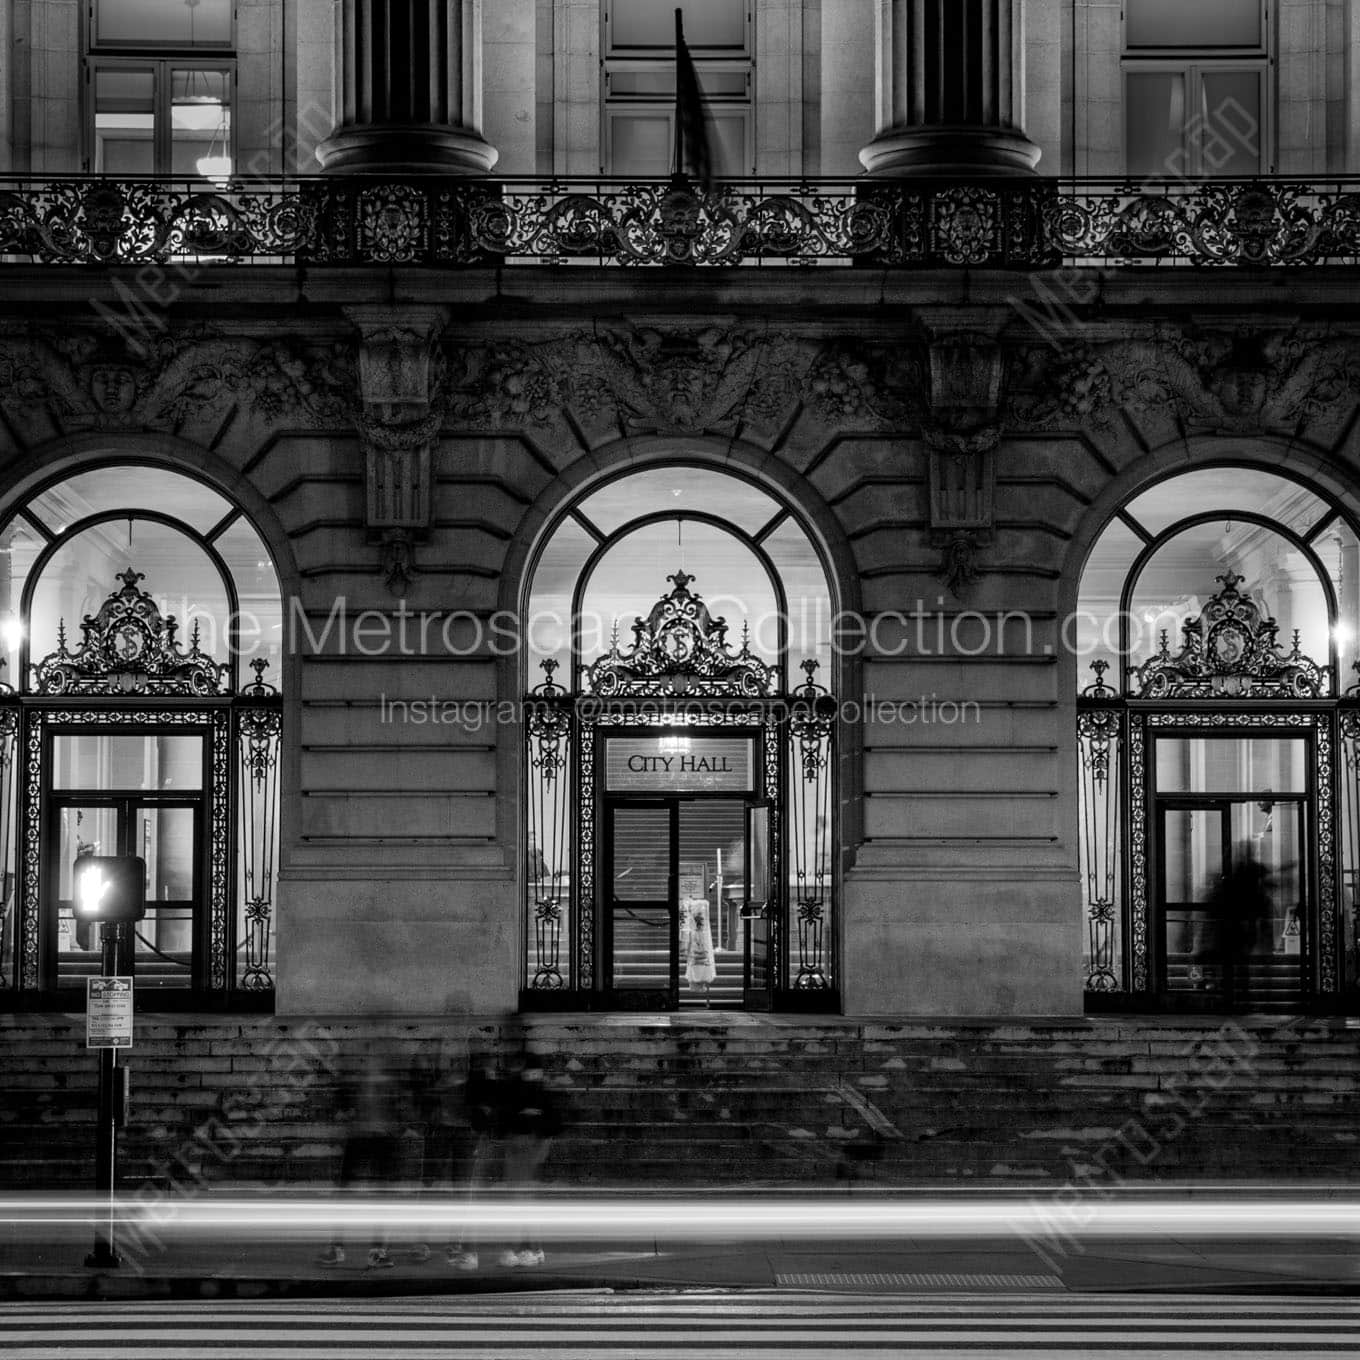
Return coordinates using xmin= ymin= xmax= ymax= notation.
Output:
xmin=921 ymin=333 xmax=1005 ymax=597
xmin=443 ymin=327 xmax=823 ymax=436
xmin=347 ymin=307 xmax=449 ymax=597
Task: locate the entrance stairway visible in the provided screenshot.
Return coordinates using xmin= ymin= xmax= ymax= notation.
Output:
xmin=3 ymin=1013 xmax=1359 ymax=1190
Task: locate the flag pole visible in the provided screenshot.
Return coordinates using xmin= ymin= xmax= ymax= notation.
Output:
xmin=673 ymin=8 xmax=685 ymax=181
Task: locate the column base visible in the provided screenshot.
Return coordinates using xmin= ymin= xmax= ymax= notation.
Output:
xmin=316 ymin=124 xmax=499 ymax=175
xmin=858 ymin=124 xmax=1041 ymax=177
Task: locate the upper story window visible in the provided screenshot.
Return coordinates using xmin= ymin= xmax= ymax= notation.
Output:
xmin=85 ymin=0 xmax=236 ymax=176
xmin=1122 ymin=0 xmax=1270 ymax=176
xmin=602 ymin=0 xmax=754 ymax=177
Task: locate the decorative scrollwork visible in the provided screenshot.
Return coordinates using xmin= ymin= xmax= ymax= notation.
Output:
xmin=583 ymin=570 xmax=779 ymax=699
xmin=33 ymin=569 xmax=231 ymax=697
xmin=1129 ymin=572 xmax=1327 ymax=699
xmin=3 ymin=175 xmax=1360 ymax=268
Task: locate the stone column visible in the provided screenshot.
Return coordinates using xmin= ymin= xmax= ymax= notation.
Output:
xmin=859 ymin=0 xmax=1041 ymax=176
xmin=316 ymin=0 xmax=498 ymax=174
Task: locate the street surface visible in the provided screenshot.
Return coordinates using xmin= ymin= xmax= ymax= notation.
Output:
xmin=2 ymin=1290 xmax=1358 ymax=1358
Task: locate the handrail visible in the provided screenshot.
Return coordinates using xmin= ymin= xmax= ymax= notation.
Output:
xmin=2 ymin=173 xmax=1359 ymax=268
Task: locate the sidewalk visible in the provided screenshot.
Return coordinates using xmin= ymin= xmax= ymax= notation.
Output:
xmin=3 ymin=1207 xmax=1357 ymax=1300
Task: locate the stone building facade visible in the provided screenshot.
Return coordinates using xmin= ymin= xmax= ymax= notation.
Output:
xmin=3 ymin=0 xmax=1360 ymax=1024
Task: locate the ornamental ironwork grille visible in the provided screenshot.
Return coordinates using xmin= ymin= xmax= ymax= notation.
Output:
xmin=523 ymin=569 xmax=835 ymax=1003
xmin=1077 ymin=572 xmax=1346 ymax=1003
xmin=0 ymin=570 xmax=281 ymax=999
xmin=10 ymin=175 xmax=1360 ymax=268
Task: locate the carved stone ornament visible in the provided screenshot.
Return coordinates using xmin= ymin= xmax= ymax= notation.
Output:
xmin=922 ymin=335 xmax=1005 ymax=596
xmin=1008 ymin=328 xmax=1360 ymax=439
xmin=32 ymin=568 xmax=231 ymax=696
xmin=443 ymin=326 xmax=821 ymax=437
xmin=0 ymin=325 xmax=358 ymax=433
xmin=1129 ymin=571 xmax=1328 ymax=699
xmin=347 ymin=307 xmax=449 ymax=597
xmin=583 ymin=569 xmax=779 ymax=699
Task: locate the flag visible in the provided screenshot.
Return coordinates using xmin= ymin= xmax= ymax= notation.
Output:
xmin=673 ymin=9 xmax=713 ymax=187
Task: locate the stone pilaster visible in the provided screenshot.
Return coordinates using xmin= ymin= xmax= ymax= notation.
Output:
xmin=346 ymin=306 xmax=448 ymax=596
xmin=317 ymin=0 xmax=497 ymax=174
xmin=859 ymin=0 xmax=1041 ymax=176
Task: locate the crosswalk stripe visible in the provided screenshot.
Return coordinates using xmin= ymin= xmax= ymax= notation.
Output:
xmin=3 ymin=1293 xmax=1359 ymax=1358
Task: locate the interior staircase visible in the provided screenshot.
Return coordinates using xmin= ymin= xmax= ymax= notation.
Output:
xmin=3 ymin=1012 xmax=1358 ymax=1192
xmin=1164 ymin=951 xmax=1303 ymax=1012
xmin=611 ymin=916 xmax=744 ymax=1007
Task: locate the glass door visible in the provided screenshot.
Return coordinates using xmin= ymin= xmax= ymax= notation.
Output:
xmin=46 ymin=729 xmax=207 ymax=992
xmin=605 ymin=802 xmax=676 ymax=1007
xmin=1157 ymin=798 xmax=1306 ymax=1008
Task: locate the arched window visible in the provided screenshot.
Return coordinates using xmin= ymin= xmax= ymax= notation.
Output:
xmin=523 ymin=465 xmax=838 ymax=1013
xmin=1076 ymin=465 xmax=1360 ymax=1014
xmin=0 ymin=465 xmax=281 ymax=1005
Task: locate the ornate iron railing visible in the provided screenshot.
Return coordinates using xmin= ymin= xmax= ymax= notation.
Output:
xmin=5 ymin=174 xmax=1360 ymax=268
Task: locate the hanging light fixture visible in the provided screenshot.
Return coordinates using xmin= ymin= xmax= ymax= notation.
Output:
xmin=184 ymin=0 xmax=231 ymax=182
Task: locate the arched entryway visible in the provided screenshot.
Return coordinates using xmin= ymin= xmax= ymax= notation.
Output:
xmin=0 ymin=463 xmax=283 ymax=1007
xmin=520 ymin=464 xmax=840 ymax=1012
xmin=1075 ymin=465 xmax=1360 ymax=1013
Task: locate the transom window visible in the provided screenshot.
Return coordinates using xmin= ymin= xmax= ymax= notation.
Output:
xmin=1122 ymin=0 xmax=1270 ymax=176
xmin=527 ymin=465 xmax=831 ymax=690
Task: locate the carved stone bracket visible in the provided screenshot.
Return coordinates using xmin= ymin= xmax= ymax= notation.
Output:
xmin=346 ymin=306 xmax=449 ymax=597
xmin=920 ymin=327 xmax=1005 ymax=596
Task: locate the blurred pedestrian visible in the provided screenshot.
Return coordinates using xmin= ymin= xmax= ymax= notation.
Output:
xmin=445 ymin=1040 xmax=507 ymax=1271
xmin=1204 ymin=844 xmax=1275 ymax=1011
xmin=497 ymin=1049 xmax=564 ymax=1268
xmin=318 ymin=1039 xmax=406 ymax=1269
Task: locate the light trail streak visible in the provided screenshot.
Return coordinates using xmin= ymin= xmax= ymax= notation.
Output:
xmin=0 ymin=1194 xmax=1357 ymax=1239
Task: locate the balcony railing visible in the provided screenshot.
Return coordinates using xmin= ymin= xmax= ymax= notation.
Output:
xmin=2 ymin=174 xmax=1360 ymax=268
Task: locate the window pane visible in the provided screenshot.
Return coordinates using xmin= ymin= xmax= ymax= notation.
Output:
xmin=763 ymin=517 xmax=832 ymax=680
xmin=1155 ymin=737 xmax=1307 ymax=795
xmin=1199 ymin=69 xmax=1263 ymax=174
xmin=172 ymin=68 xmax=232 ymax=177
xmin=214 ymin=517 xmax=281 ymax=676
xmin=95 ymin=0 xmax=233 ymax=46
xmin=610 ymin=0 xmax=746 ymax=52
xmin=29 ymin=521 xmax=231 ymax=670
xmin=53 ymin=735 xmax=204 ymax=791
xmin=1126 ymin=0 xmax=1261 ymax=48
xmin=612 ymin=806 xmax=670 ymax=901
xmin=528 ymin=516 xmax=596 ymax=680
xmin=580 ymin=521 xmax=779 ymax=666
xmin=1077 ymin=518 xmax=1143 ymax=689
xmin=1 ymin=516 xmax=42 ymax=687
xmin=1125 ymin=470 xmax=1328 ymax=541
xmin=579 ymin=469 xmax=779 ymax=538
xmin=138 ymin=805 xmax=196 ymax=901
xmin=1127 ymin=523 xmax=1331 ymax=674
xmin=94 ymin=67 xmax=155 ymax=175
xmin=1318 ymin=520 xmax=1360 ymax=681
xmin=1162 ymin=807 xmax=1223 ymax=902
xmin=608 ymin=110 xmax=674 ymax=177
xmin=1125 ymin=71 xmax=1187 ymax=177
xmin=28 ymin=467 xmax=233 ymax=536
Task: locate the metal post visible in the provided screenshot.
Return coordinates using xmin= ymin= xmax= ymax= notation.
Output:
xmin=85 ymin=922 xmax=123 ymax=1269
